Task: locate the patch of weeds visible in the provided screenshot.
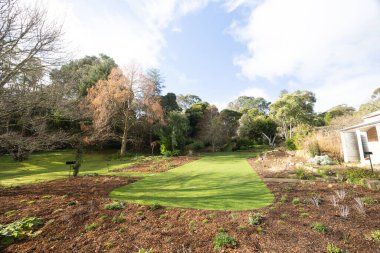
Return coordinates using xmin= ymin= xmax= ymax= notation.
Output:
xmin=218 ymin=227 xmax=225 ymax=233
xmin=100 ymin=215 xmax=108 ymax=221
xmin=279 ymin=194 xmax=288 ymax=203
xmin=104 ymin=242 xmax=114 ymax=249
xmin=256 ymin=226 xmax=264 ymax=234
xmin=85 ymin=222 xmax=98 ymax=232
xmin=213 ymin=232 xmax=238 ymax=250
xmin=159 ymin=214 xmax=167 ymax=219
xmin=67 ymin=201 xmax=77 ymax=206
xmin=105 ymin=202 xmax=125 ymax=210
xmin=295 ymin=168 xmax=315 ymax=180
xmin=112 ymin=214 xmax=126 ymax=223
xmin=370 ymin=230 xmax=380 ymax=243
xmin=280 ymin=213 xmax=289 ymax=219
xmin=311 ymin=222 xmax=327 ymax=234
xmin=326 ymin=242 xmax=343 ymax=253
xmin=41 ymin=195 xmax=51 ymax=199
xmin=363 ymin=197 xmax=377 ymax=205
xmin=136 ymin=248 xmax=154 ymax=253
xmin=292 ymin=197 xmax=300 ymax=205
xmin=4 ymin=210 xmax=16 ymax=218
xmin=0 ymin=217 xmax=43 ymax=247
xmin=248 ymin=213 xmax=264 ymax=225
xmin=202 ymin=219 xmax=210 ymax=224
xmin=344 ymin=168 xmax=375 ymax=184
xmin=300 ymin=212 xmax=310 ymax=218
xmin=237 ymin=225 xmax=247 ymax=231
xmin=188 ymin=220 xmax=197 ymax=232
xmin=150 ymin=203 xmax=162 ymax=211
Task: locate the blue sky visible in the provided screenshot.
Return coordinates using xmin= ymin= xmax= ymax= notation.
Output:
xmin=35 ymin=0 xmax=380 ymax=112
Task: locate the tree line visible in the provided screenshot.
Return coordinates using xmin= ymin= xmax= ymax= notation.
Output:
xmin=1 ymin=0 xmax=379 ymax=162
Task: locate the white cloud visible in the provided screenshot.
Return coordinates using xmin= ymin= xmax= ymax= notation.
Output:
xmin=231 ymin=0 xmax=380 ymax=110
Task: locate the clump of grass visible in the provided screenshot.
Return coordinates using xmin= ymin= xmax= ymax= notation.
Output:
xmin=188 ymin=220 xmax=197 ymax=232
xmin=202 ymin=219 xmax=210 ymax=223
xmin=326 ymin=242 xmax=343 ymax=253
xmin=370 ymin=230 xmax=380 ymax=243
xmin=280 ymin=213 xmax=289 ymax=219
xmin=311 ymin=222 xmax=327 ymax=234
xmin=105 ymin=202 xmax=125 ymax=210
xmin=279 ymin=194 xmax=287 ymax=203
xmin=112 ymin=214 xmax=126 ymax=223
xmin=150 ymin=203 xmax=162 ymax=211
xmin=292 ymin=197 xmax=300 ymax=205
xmin=248 ymin=212 xmax=264 ymax=225
xmin=213 ymin=232 xmax=238 ymax=250
xmin=104 ymin=242 xmax=114 ymax=249
xmin=363 ymin=197 xmax=377 ymax=205
xmin=237 ymin=225 xmax=246 ymax=231
xmin=4 ymin=210 xmax=16 ymax=218
xmin=85 ymin=222 xmax=98 ymax=232
xmin=159 ymin=214 xmax=167 ymax=219
xmin=300 ymin=212 xmax=309 ymax=218
xmin=295 ymin=168 xmax=315 ymax=180
xmin=256 ymin=226 xmax=264 ymax=234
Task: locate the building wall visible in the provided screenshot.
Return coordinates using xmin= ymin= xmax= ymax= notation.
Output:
xmin=340 ymin=132 xmax=360 ymax=162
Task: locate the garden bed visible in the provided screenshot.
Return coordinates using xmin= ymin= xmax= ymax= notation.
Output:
xmin=1 ymin=176 xmax=380 ymax=252
xmin=111 ymin=156 xmax=199 ymax=173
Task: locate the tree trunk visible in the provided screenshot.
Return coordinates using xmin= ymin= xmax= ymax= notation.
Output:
xmin=120 ymin=114 xmax=129 ymax=157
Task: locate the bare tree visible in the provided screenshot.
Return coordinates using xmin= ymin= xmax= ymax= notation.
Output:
xmin=0 ymin=0 xmax=64 ymax=88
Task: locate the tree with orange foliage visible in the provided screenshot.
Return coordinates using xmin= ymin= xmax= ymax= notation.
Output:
xmin=86 ymin=67 xmax=136 ymax=156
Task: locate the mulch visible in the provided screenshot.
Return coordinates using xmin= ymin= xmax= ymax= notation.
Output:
xmin=1 ymin=172 xmax=380 ymax=252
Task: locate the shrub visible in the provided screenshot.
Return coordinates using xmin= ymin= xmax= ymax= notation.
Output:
xmin=371 ymin=230 xmax=380 ymax=243
xmin=308 ymin=155 xmax=334 ymax=165
xmin=285 ymin=138 xmax=297 ymax=150
xmin=213 ymin=232 xmax=238 ymax=249
xmin=248 ymin=212 xmax=264 ymax=225
xmin=326 ymin=242 xmax=343 ymax=253
xmin=0 ymin=217 xmax=43 ymax=247
xmin=311 ymin=222 xmax=327 ymax=234
xmin=105 ymin=202 xmax=125 ymax=210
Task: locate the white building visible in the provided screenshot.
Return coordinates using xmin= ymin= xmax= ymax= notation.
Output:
xmin=340 ymin=110 xmax=380 ymax=165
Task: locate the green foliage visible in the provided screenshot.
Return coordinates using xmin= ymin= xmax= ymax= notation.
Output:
xmin=160 ymin=92 xmax=180 ymax=114
xmin=105 ymin=202 xmax=125 ymax=210
xmin=362 ymin=197 xmax=377 ymax=205
xmin=150 ymin=203 xmax=162 ymax=211
xmin=280 ymin=194 xmax=288 ymax=203
xmin=185 ymin=140 xmax=205 ymax=151
xmin=177 ymin=94 xmax=202 ymax=111
xmin=112 ymin=214 xmax=126 ymax=223
xmin=213 ymin=232 xmax=238 ymax=249
xmin=294 ymin=168 xmax=315 ymax=180
xmin=326 ymin=242 xmax=343 ymax=253
xmin=85 ymin=222 xmax=98 ymax=232
xmin=344 ymin=168 xmax=377 ymax=184
xmin=285 ymin=138 xmax=297 ymax=150
xmin=136 ymin=248 xmax=154 ymax=253
xmin=370 ymin=230 xmax=380 ymax=243
xmin=248 ymin=212 xmax=264 ymax=225
xmin=307 ymin=140 xmax=321 ymax=157
xmin=324 ymin=104 xmax=355 ymax=125
xmin=228 ymin=96 xmax=270 ymax=114
xmin=292 ymin=197 xmax=300 ymax=205
xmin=311 ymin=222 xmax=327 ymax=234
xmin=160 ymin=111 xmax=190 ymax=153
xmin=0 ymin=217 xmax=43 ymax=247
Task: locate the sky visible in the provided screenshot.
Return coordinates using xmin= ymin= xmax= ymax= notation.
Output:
xmin=31 ymin=0 xmax=380 ymax=112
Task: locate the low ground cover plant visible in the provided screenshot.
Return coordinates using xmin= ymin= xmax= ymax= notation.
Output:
xmin=326 ymin=242 xmax=343 ymax=253
xmin=0 ymin=217 xmax=43 ymax=248
xmin=311 ymin=222 xmax=327 ymax=234
xmin=371 ymin=230 xmax=380 ymax=243
xmin=248 ymin=212 xmax=265 ymax=225
xmin=105 ymin=202 xmax=125 ymax=210
xmin=213 ymin=232 xmax=238 ymax=249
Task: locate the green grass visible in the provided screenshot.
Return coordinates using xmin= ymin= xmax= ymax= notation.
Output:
xmin=0 ymin=150 xmax=152 ymax=186
xmin=110 ymin=152 xmax=274 ymax=211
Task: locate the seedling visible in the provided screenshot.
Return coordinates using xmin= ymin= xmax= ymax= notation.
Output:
xmin=213 ymin=232 xmax=238 ymax=249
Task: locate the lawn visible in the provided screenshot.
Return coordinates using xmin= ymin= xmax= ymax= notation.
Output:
xmin=110 ymin=152 xmax=274 ymax=211
xmin=0 ymin=150 xmax=149 ymax=186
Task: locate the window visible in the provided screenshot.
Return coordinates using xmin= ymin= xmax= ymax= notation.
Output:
xmin=367 ymin=127 xmax=378 ymax=142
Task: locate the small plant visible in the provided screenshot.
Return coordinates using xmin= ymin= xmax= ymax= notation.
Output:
xmin=202 ymin=219 xmax=209 ymax=223
xmin=213 ymin=232 xmax=238 ymax=250
xmin=362 ymin=197 xmax=377 ymax=205
xmin=256 ymin=226 xmax=264 ymax=234
xmin=329 ymin=195 xmax=339 ymax=207
xmin=150 ymin=203 xmax=162 ymax=211
xmin=338 ymin=205 xmax=349 ymax=219
xmin=300 ymin=212 xmax=309 ymax=218
xmin=105 ymin=202 xmax=125 ymax=210
xmin=292 ymin=197 xmax=300 ymax=205
xmin=4 ymin=210 xmax=16 ymax=218
xmin=326 ymin=242 xmax=343 ymax=253
xmin=248 ymin=212 xmax=264 ymax=225
xmin=112 ymin=214 xmax=126 ymax=223
xmin=188 ymin=220 xmax=197 ymax=232
xmin=280 ymin=213 xmax=289 ymax=219
xmin=136 ymin=248 xmax=154 ymax=253
xmin=104 ymin=242 xmax=114 ymax=249
xmin=370 ymin=230 xmax=380 ymax=243
xmin=85 ymin=222 xmax=98 ymax=232
xmin=41 ymin=195 xmax=51 ymax=199
xmin=67 ymin=201 xmax=77 ymax=206
xmin=0 ymin=217 xmax=43 ymax=247
xmin=295 ymin=168 xmax=308 ymax=180
xmin=237 ymin=225 xmax=247 ymax=231
xmin=159 ymin=214 xmax=167 ymax=219
xmin=335 ymin=190 xmax=346 ymax=201
xmin=311 ymin=222 xmax=327 ymax=234
xmin=354 ymin=198 xmax=365 ymax=215
xmin=280 ymin=194 xmax=288 ymax=203
xmin=309 ymin=196 xmax=321 ymax=207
